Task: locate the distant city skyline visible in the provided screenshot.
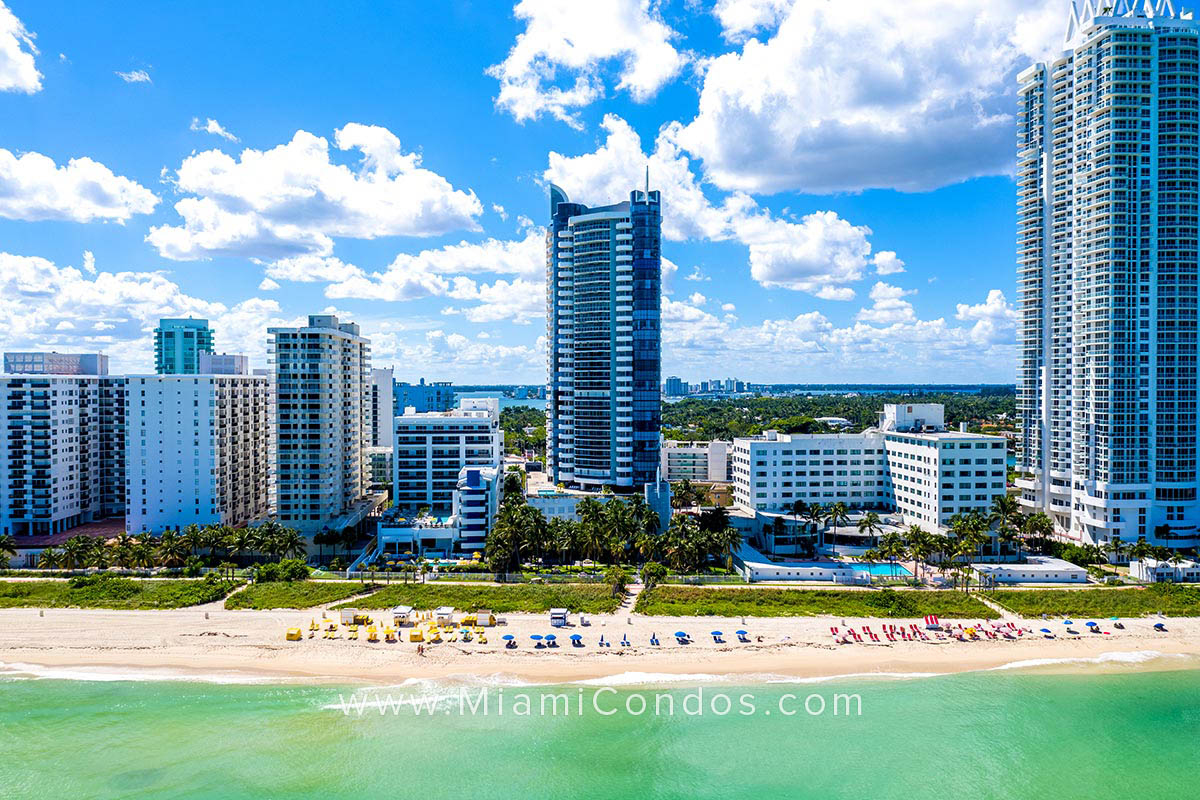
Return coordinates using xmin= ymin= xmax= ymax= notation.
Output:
xmin=0 ymin=1 xmax=1064 ymax=383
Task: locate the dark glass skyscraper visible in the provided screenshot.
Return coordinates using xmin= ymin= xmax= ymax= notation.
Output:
xmin=546 ymin=184 xmax=661 ymax=490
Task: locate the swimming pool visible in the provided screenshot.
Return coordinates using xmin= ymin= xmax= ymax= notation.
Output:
xmin=776 ymin=561 xmax=913 ymax=577
xmin=858 ymin=562 xmax=913 ymax=577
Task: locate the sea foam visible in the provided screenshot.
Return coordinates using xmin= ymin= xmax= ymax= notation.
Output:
xmin=0 ymin=661 xmax=284 ymax=684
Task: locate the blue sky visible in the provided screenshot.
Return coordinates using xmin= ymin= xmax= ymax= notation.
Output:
xmin=0 ymin=0 xmax=1067 ymax=383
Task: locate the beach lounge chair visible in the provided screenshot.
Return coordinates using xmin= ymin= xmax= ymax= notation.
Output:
xmin=479 ymin=634 xmax=487 ymax=644
xmin=349 ymin=626 xmax=359 ymax=641
xmin=309 ymin=620 xmax=319 ymax=631
xmin=367 ymin=627 xmax=378 ymax=642
xmin=1153 ymin=623 xmax=1167 ymax=632
xmin=830 ymin=626 xmax=840 ymax=642
xmin=385 ymin=628 xmax=397 ymax=643
xmin=650 ymin=635 xmax=660 ymax=646
xmin=621 ymin=635 xmax=631 ymax=647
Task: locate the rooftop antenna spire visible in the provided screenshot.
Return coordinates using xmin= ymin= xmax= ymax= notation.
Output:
xmin=645 ymin=163 xmax=650 ymax=195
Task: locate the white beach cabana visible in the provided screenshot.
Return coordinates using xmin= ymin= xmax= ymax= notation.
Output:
xmin=392 ymin=605 xmax=415 ymax=626
xmin=435 ymin=606 xmax=456 ymax=624
xmin=549 ymin=608 xmax=568 ymax=627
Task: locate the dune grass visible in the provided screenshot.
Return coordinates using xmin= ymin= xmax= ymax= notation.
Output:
xmin=338 ymin=583 xmax=622 ymax=614
xmin=224 ymin=581 xmax=378 ymax=610
xmin=986 ymin=584 xmax=1200 ymax=618
xmin=634 ymin=586 xmax=999 ymax=618
xmin=0 ymin=575 xmax=240 ymax=610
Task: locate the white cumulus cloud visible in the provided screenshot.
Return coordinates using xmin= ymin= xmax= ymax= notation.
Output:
xmin=488 ymin=0 xmax=687 ymax=128
xmin=0 ymin=1 xmax=40 ymax=93
xmin=678 ymin=0 xmax=1064 ymax=194
xmin=147 ymin=124 xmax=483 ymax=260
xmin=0 ymin=148 xmax=159 ymax=223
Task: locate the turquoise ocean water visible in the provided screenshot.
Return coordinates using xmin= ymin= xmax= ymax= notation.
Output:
xmin=3 ymin=661 xmax=1199 ymax=799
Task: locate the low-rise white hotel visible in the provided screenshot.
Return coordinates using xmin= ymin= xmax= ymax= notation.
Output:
xmin=660 ymin=439 xmax=731 ymax=483
xmin=125 ymin=375 xmax=272 ymax=533
xmin=731 ymin=404 xmax=1007 ymax=531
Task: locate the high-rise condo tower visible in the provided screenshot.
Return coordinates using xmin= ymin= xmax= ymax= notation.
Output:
xmin=1017 ymin=1 xmax=1199 ymax=547
xmin=546 ymin=184 xmax=662 ymax=490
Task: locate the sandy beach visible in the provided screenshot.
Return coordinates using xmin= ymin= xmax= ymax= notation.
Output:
xmin=3 ymin=602 xmax=1199 ymax=685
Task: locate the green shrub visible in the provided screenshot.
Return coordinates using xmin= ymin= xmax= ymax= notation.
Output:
xmin=0 ymin=577 xmax=240 ymax=609
xmin=634 ymin=586 xmax=998 ymax=618
xmin=226 ymin=580 xmax=372 ymax=610
xmin=254 ymin=558 xmax=310 ymax=583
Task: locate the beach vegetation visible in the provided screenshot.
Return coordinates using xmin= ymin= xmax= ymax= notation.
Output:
xmin=253 ymin=558 xmax=310 ymax=583
xmin=0 ymin=574 xmax=240 ymax=609
xmin=225 ymin=580 xmax=374 ymax=610
xmin=634 ymin=586 xmax=999 ymax=618
xmin=985 ymin=584 xmax=1200 ymax=618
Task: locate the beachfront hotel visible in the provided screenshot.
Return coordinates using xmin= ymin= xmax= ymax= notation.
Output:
xmin=125 ymin=374 xmax=272 ymax=533
xmin=392 ymin=397 xmax=502 ymax=514
xmin=153 ymin=318 xmax=213 ymax=375
xmin=1016 ymin=1 xmax=1200 ymax=547
xmin=545 ymin=183 xmax=663 ymax=492
xmin=0 ymin=374 xmax=127 ymax=536
xmin=369 ymin=367 xmax=394 ymax=449
xmin=731 ymin=404 xmax=1007 ymax=531
xmin=268 ymin=314 xmax=383 ymax=535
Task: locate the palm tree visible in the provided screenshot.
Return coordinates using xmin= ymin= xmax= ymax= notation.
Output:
xmin=856 ymin=511 xmax=883 ymax=544
xmin=825 ymin=501 xmax=850 ymax=533
xmin=988 ymin=494 xmax=1021 ymax=562
xmin=1104 ymin=537 xmax=1126 ymax=567
xmin=1021 ymin=512 xmax=1054 ymax=553
xmin=877 ymin=531 xmax=908 ymax=579
xmin=38 ymin=547 xmax=63 ymax=570
xmin=0 ymin=533 xmax=16 ymax=568
xmin=157 ymin=530 xmax=189 ymax=568
xmin=182 ymin=524 xmax=205 ymax=559
xmin=111 ymin=533 xmax=137 ymax=568
xmin=227 ymin=527 xmax=257 ymax=564
xmin=84 ymin=542 xmax=109 ymax=570
xmin=904 ymin=525 xmax=933 ymax=584
xmin=61 ymin=536 xmax=89 ymax=570
xmin=577 ymin=497 xmax=606 ymax=563
xmin=1127 ymin=537 xmax=1154 ymax=570
xmin=804 ymin=502 xmax=825 ymax=550
xmin=132 ymin=533 xmax=158 ymax=569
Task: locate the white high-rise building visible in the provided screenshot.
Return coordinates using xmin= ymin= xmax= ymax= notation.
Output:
xmin=660 ymin=440 xmax=732 ymax=483
xmin=392 ymin=398 xmax=502 ymax=513
xmin=269 ymin=314 xmax=382 ymax=535
xmin=1016 ymin=2 xmax=1200 ymax=547
xmin=369 ymin=367 xmax=394 ymax=448
xmin=0 ymin=375 xmax=126 ymax=536
xmin=125 ymin=375 xmax=271 ymax=533
xmin=731 ymin=404 xmax=1007 ymax=531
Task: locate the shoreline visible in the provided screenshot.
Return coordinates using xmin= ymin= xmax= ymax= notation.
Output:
xmin=3 ymin=606 xmax=1200 ymax=687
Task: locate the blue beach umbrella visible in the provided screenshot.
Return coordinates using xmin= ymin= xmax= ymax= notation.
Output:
xmin=1085 ymin=621 xmax=1097 ymax=627
xmin=1040 ymin=628 xmax=1052 ymax=634
xmin=1063 ymin=620 xmax=1073 ymax=625
xmin=545 ymin=634 xmax=557 ymax=641
xmin=530 ymin=634 xmax=543 ymax=640
xmin=710 ymin=631 xmax=723 ymax=636
xmin=674 ymin=631 xmax=688 ymax=638
xmin=502 ymin=634 xmax=514 ymax=641
xmin=735 ymin=630 xmax=748 ymax=635
xmin=569 ymin=634 xmax=582 ymax=641
xmin=1109 ymin=616 xmax=1119 ymax=621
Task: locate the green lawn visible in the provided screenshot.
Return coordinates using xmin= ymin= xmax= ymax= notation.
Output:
xmin=986 ymin=584 xmax=1200 ymax=618
xmin=224 ymin=581 xmax=378 ymax=610
xmin=634 ymin=586 xmax=999 ymax=618
xmin=0 ymin=576 xmax=240 ymax=609
xmin=339 ymin=583 xmax=623 ymax=614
